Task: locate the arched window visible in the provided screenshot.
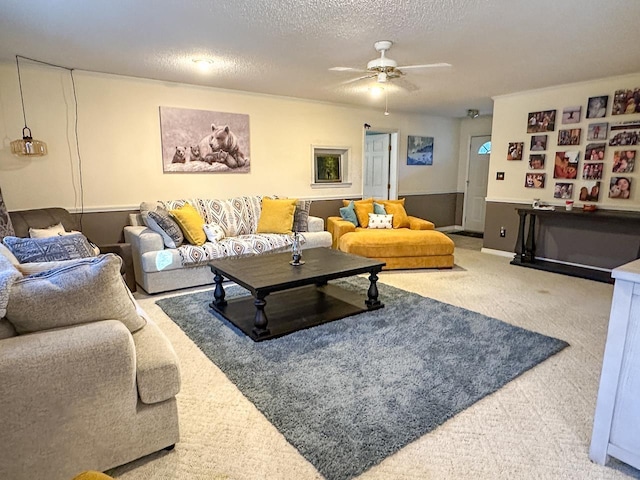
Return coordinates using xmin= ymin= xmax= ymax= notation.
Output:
xmin=477 ymin=141 xmax=491 ymax=155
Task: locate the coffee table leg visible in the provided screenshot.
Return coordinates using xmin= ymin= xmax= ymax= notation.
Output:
xmin=210 ymin=272 xmax=227 ymax=309
xmin=365 ymin=271 xmax=383 ymax=309
xmin=251 ymin=293 xmax=271 ymax=339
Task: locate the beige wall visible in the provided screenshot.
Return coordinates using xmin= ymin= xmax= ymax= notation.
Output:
xmin=0 ymin=62 xmax=463 ymax=213
xmin=488 ymin=72 xmax=640 ymax=209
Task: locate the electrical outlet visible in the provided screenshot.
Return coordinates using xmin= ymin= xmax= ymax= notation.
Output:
xmin=500 ymin=226 xmax=506 ymax=237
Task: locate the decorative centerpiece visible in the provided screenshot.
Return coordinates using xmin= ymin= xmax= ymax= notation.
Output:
xmin=290 ymin=231 xmax=305 ymax=266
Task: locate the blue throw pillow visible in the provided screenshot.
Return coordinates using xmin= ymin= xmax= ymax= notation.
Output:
xmin=373 ymin=202 xmax=386 ymax=215
xmin=3 ymin=233 xmax=97 ymax=263
xmin=339 ymin=201 xmax=359 ymax=227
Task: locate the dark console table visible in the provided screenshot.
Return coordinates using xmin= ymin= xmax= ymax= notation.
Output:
xmin=511 ymin=207 xmax=640 ymax=283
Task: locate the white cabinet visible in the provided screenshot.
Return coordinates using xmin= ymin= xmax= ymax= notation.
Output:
xmin=590 ymin=259 xmax=640 ymax=469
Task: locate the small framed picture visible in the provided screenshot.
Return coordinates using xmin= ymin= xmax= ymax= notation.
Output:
xmin=507 ymin=142 xmax=524 ymax=160
xmin=527 ymin=110 xmax=556 ymax=133
xmin=587 ymin=122 xmax=608 ymax=141
xmin=587 ymin=95 xmax=608 ymax=118
xmin=554 ymin=151 xmax=580 ymax=179
xmin=312 ymin=146 xmax=348 ymax=184
xmin=562 ymin=106 xmax=581 ymax=124
xmin=530 ymin=135 xmax=548 ymax=151
xmin=609 ymin=177 xmax=632 ymax=199
xmin=585 ymin=143 xmax=606 ymax=161
xmin=582 ymin=162 xmax=603 ymax=180
xmin=554 ymin=182 xmax=574 ymax=199
xmin=613 ymin=150 xmax=636 ymax=173
xmin=578 ymin=181 xmax=601 ymax=202
xmin=612 ymin=89 xmax=640 ymax=115
xmin=407 ymin=135 xmax=434 ymax=165
xmin=558 ymin=128 xmax=581 ymax=146
xmin=529 ymin=154 xmax=545 ymax=170
xmin=525 ymin=173 xmax=546 ymax=188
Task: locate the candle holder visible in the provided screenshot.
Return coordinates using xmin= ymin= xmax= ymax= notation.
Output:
xmin=290 ymin=231 xmax=305 ymax=266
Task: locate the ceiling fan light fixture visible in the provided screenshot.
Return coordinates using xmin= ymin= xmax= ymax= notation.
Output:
xmin=377 ymin=72 xmax=388 ymax=83
xmin=368 ymin=85 xmax=384 ymax=97
xmin=192 ymin=58 xmax=214 ymax=72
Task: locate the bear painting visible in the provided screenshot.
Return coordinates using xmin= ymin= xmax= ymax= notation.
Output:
xmin=160 ymin=106 xmax=250 ymax=173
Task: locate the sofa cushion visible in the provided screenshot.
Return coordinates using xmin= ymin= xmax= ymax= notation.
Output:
xmin=380 ymin=201 xmax=410 ymax=228
xmin=293 ymin=200 xmax=312 ymax=232
xmin=257 ymin=198 xmax=297 ymax=234
xmin=5 ymin=254 xmax=145 ymax=335
xmin=373 ymin=202 xmax=386 ymax=215
xmin=170 ymin=204 xmax=206 ymax=246
xmin=340 ymin=229 xmax=455 ymax=258
xmin=368 ymin=213 xmax=393 ymax=229
xmin=3 ymin=233 xmax=97 ymax=263
xmin=203 ymin=223 xmax=225 ymax=242
xmin=147 ymin=210 xmax=184 ymax=248
xmin=339 ymin=201 xmax=358 ymax=227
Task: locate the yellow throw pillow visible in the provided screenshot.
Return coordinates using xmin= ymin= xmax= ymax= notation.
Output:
xmin=257 ymin=198 xmax=297 ymax=234
xmin=170 ymin=204 xmax=206 ymax=246
xmin=342 ymin=199 xmax=374 ymax=228
xmin=379 ymin=197 xmax=405 ymax=206
xmin=381 ymin=201 xmax=410 ymax=228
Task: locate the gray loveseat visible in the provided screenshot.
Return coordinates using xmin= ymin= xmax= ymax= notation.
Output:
xmin=0 ymin=252 xmax=181 ymax=480
xmin=125 ymin=195 xmax=332 ymax=294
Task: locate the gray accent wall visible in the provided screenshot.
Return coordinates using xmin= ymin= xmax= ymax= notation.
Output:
xmin=484 ymin=201 xmax=640 ymax=270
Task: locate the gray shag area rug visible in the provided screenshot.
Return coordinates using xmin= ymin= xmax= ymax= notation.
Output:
xmin=156 ymin=277 xmax=568 ymax=480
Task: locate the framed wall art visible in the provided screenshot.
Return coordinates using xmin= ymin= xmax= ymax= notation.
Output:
xmin=407 ymin=135 xmax=434 ymax=165
xmin=612 ymin=89 xmax=640 ymax=115
xmin=159 ymin=106 xmax=251 ymax=173
xmin=587 ymin=96 xmax=608 ymax=119
xmin=562 ymin=106 xmax=581 ymax=124
xmin=507 ymin=142 xmax=524 ymax=160
xmin=527 ymin=110 xmax=556 ymax=133
xmin=311 ymin=146 xmax=350 ymax=187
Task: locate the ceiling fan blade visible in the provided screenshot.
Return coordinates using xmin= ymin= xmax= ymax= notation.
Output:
xmin=329 ymin=66 xmax=368 ymax=73
xmin=391 ymin=77 xmax=420 ymax=92
xmin=397 ymin=62 xmax=452 ymax=70
xmin=338 ymin=73 xmax=377 ymax=86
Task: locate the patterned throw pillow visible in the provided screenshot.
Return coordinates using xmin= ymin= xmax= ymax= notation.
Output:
xmin=147 ymin=210 xmax=184 ymax=248
xmin=367 ymin=213 xmax=393 ymax=229
xmin=292 ymin=200 xmax=312 ymax=232
xmin=203 ymin=223 xmax=225 ymax=242
xmin=0 ymin=188 xmax=15 ymax=240
xmin=3 ymin=233 xmax=97 ymax=263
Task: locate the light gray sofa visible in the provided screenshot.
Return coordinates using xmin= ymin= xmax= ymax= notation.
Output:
xmin=0 ymin=252 xmax=180 ymax=480
xmin=124 ymin=196 xmax=332 ymax=294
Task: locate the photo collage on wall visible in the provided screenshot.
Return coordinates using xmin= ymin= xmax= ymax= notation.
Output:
xmin=518 ymin=87 xmax=640 ymax=201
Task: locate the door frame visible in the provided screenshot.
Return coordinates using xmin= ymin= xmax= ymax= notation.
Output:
xmin=463 ymin=134 xmax=491 ymax=231
xmin=363 ymin=128 xmax=399 ymax=200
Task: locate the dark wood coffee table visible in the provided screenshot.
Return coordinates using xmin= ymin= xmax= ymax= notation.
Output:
xmin=208 ymin=248 xmax=385 ymax=341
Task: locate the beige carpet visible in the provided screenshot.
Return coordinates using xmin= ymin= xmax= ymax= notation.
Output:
xmin=111 ymin=237 xmax=639 ymax=479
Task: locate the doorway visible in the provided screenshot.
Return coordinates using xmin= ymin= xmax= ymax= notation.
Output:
xmin=363 ymin=129 xmax=399 ymax=200
xmin=463 ymin=135 xmax=491 ymax=232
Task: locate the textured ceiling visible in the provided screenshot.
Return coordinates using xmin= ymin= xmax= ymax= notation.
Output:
xmin=1 ymin=0 xmax=639 ymax=117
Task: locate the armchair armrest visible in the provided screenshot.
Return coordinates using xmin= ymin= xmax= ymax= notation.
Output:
xmin=408 ymin=216 xmax=435 ymax=230
xmin=327 ymin=216 xmax=356 ymax=249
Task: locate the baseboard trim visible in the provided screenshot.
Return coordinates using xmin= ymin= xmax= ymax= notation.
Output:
xmin=481 ymin=248 xmax=514 ymax=258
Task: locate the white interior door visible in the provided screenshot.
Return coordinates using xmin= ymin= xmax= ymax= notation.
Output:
xmin=464 ymin=135 xmax=491 ymax=232
xmin=364 ymin=133 xmax=390 ymax=199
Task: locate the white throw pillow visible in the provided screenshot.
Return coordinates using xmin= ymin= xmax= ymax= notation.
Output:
xmin=203 ymin=223 xmax=225 ymax=242
xmin=29 ymin=222 xmax=66 ymax=238
xmin=5 ymin=253 xmax=145 ymax=335
xmin=367 ymin=213 xmax=393 ymax=229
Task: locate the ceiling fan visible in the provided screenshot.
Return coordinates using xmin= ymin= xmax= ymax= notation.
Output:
xmin=330 ymin=40 xmax=451 ymax=91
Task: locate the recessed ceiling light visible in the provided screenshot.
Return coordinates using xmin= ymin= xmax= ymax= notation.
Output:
xmin=192 ymin=58 xmax=214 ymax=72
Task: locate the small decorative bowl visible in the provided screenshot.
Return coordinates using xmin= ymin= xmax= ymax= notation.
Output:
xmin=583 ymin=204 xmax=597 ymax=212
